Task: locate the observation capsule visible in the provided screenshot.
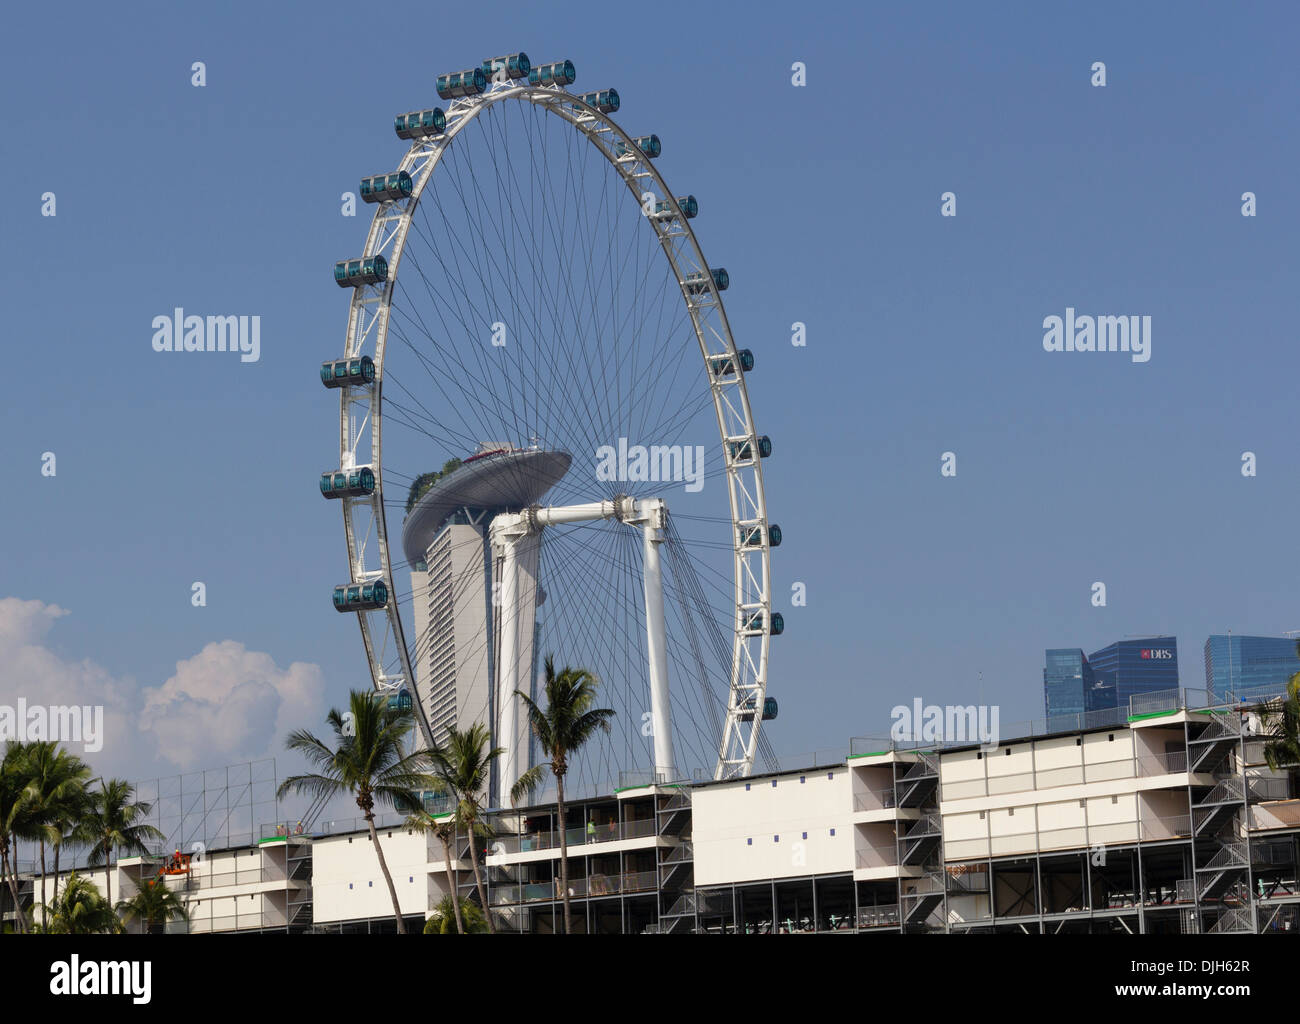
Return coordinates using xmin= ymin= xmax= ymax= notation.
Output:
xmin=707 ymin=348 xmax=754 ymax=376
xmin=528 ymin=60 xmax=576 ymax=87
xmin=387 ymin=688 xmax=414 ymax=711
xmin=333 ymin=256 xmax=388 ymax=288
xmin=615 ymin=134 xmax=661 ymax=159
xmin=481 ymin=53 xmax=530 ymax=81
xmin=320 ymin=355 xmax=376 ymax=389
xmin=436 ymin=67 xmax=488 ymax=100
xmin=332 ymin=580 xmax=389 ymax=612
xmin=727 ymin=435 xmax=773 ymax=462
xmin=739 ymin=696 xmax=779 ymax=722
xmin=740 ymin=524 xmax=781 ymax=548
xmin=360 ymin=171 xmax=413 ymax=204
xmin=575 ymin=88 xmax=619 ymax=113
xmin=394 ymin=109 xmax=447 ymax=140
xmin=651 ymin=195 xmax=698 ymax=221
xmin=684 ymin=268 xmax=728 ymax=294
xmin=743 ymin=611 xmax=784 ymax=636
xmin=319 ymin=466 xmax=376 ymax=499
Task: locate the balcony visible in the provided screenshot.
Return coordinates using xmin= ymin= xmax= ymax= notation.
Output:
xmin=500 ymin=817 xmax=661 ymax=855
xmin=853 ymin=789 xmax=897 ymax=813
xmin=855 ymin=847 xmax=900 ymax=870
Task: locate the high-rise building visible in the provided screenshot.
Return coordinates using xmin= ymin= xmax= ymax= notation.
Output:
xmin=1204 ymin=634 xmax=1300 ymax=703
xmin=402 ymin=444 xmax=571 ymax=805
xmin=1086 ymin=637 xmax=1179 ymax=710
xmin=1044 ymin=648 xmax=1117 ymax=720
xmin=1043 ymin=649 xmax=1093 ymax=719
xmin=411 ymin=518 xmax=494 ymax=747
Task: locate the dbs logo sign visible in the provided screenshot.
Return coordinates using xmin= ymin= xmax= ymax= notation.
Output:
xmin=1141 ymin=649 xmax=1174 ymax=660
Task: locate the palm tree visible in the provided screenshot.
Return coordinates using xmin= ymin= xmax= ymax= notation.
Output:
xmin=0 ymin=743 xmax=33 ymax=933
xmin=39 ymin=872 xmax=121 ymax=934
xmin=404 ymin=810 xmax=463 ymax=934
xmin=279 ymin=690 xmax=431 ymax=935
xmin=513 ymin=656 xmax=615 ymax=935
xmin=17 ymin=742 xmax=91 ymax=930
xmin=426 ymin=724 xmax=522 ymax=934
xmin=1263 ymin=642 xmax=1300 ymax=773
xmin=80 ymin=778 xmax=165 ymax=911
xmin=423 ymin=893 xmax=488 ymax=933
xmin=50 ymin=784 xmax=93 ymax=914
xmin=118 ymin=877 xmax=190 ymax=934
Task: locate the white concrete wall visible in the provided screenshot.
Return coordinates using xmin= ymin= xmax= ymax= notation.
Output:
xmin=693 ymin=768 xmax=851 ymax=886
xmin=311 ymin=827 xmax=430 ymax=923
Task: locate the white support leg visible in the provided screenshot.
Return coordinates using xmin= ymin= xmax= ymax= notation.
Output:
xmin=490 ymin=495 xmax=676 ymax=794
xmin=641 ymin=511 xmax=676 ymax=782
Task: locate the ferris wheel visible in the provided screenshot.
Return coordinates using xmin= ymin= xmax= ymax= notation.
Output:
xmin=321 ymin=52 xmax=781 ymax=800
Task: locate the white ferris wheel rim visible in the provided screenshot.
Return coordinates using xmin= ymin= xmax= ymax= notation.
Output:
xmin=334 ymin=76 xmax=773 ymax=782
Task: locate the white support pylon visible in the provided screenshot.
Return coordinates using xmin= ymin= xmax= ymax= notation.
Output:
xmin=640 ymin=502 xmax=676 ymax=782
xmin=488 ymin=496 xmax=677 ymax=801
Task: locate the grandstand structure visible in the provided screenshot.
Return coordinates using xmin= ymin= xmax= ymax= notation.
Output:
xmin=6 ymin=688 xmax=1298 ymax=934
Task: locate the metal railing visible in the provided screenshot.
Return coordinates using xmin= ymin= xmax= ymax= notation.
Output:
xmin=855 ymin=847 xmax=899 ymax=869
xmin=942 ymin=749 xmax=1193 ymax=802
xmin=856 ymin=904 xmax=900 ymax=928
xmin=852 ymin=789 xmax=897 ymax=812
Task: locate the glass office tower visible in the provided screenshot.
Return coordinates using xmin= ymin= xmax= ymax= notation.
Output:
xmin=1087 ymin=637 xmax=1180 ymax=710
xmin=1044 ymin=648 xmax=1118 ymax=720
xmin=1204 ymin=634 xmax=1300 ymax=702
xmin=1045 ymin=649 xmax=1093 ymax=719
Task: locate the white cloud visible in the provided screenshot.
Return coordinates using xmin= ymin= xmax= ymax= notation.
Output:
xmin=140 ymin=641 xmax=325 ymax=770
xmin=0 ymin=597 xmax=327 ymax=776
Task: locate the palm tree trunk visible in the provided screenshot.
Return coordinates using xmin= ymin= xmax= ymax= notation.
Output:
xmin=556 ymin=772 xmax=572 ymax=935
xmin=440 ymin=832 xmax=464 ymax=934
xmin=366 ymin=813 xmax=406 ymax=934
xmin=1 ymin=842 xmax=26 ymax=934
xmin=39 ymin=840 xmax=47 ymax=930
xmin=10 ymin=835 xmax=28 ymax=934
xmin=466 ymin=827 xmax=494 ymax=934
xmin=52 ymin=843 xmax=61 ymax=909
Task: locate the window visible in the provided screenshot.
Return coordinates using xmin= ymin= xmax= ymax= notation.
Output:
xmin=1008 ymin=808 xmax=1015 ymax=816
xmin=744 ymin=783 xmax=750 ymax=792
xmin=800 ymin=776 xmax=806 ymax=784
xmin=827 ymin=772 xmax=833 ymax=780
xmin=747 ymin=838 xmax=752 ymax=846
xmin=977 ymin=752 xmax=982 ymax=760
xmin=1108 ymin=734 xmax=1114 ymax=742
xmin=1006 ymin=748 xmax=1012 ymax=756
xmin=1076 ymin=738 xmax=1082 ymax=746
xmin=802 ymin=832 xmax=807 ymax=840
xmin=979 ymin=811 xmax=985 ymax=820
xmin=774 ymin=835 xmax=779 ymax=843
xmin=771 ymin=780 xmax=777 ymax=788
xmin=830 ymin=829 xmax=836 ymax=836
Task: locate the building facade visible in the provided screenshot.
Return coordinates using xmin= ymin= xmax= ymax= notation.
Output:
xmin=1087 ymin=637 xmax=1180 ymax=710
xmin=1205 ymin=634 xmax=1300 ymax=704
xmin=11 ymin=691 xmax=1297 ymax=936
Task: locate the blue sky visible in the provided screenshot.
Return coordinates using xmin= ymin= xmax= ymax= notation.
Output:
xmin=2 ymin=1 xmax=1297 ymax=796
